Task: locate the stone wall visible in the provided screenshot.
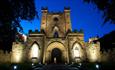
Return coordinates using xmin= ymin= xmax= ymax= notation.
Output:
xmin=0 ymin=43 xmax=115 ymax=63
xmin=101 ymin=48 xmax=115 ymax=62
xmin=11 ymin=42 xmax=25 ymax=63
xmin=0 ymin=50 xmax=11 ymax=63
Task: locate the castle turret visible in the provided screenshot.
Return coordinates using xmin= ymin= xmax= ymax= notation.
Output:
xmin=40 ymin=7 xmax=48 ymax=32
xmin=64 ymin=7 xmax=72 ymax=32
xmin=40 ymin=7 xmax=72 ymax=37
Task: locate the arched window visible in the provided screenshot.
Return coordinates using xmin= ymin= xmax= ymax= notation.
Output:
xmin=72 ymin=43 xmax=81 ymax=58
xmin=53 ymin=26 xmax=59 ymax=38
xmin=54 ymin=31 xmax=59 ymax=38
xmin=30 ymin=43 xmax=40 ymax=59
xmin=75 ymin=47 xmax=78 ymax=50
xmin=73 ymin=46 xmax=80 ymax=58
xmin=53 ymin=17 xmax=59 ymax=22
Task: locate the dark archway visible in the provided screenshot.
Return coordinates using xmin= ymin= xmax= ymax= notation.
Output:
xmin=51 ymin=48 xmax=62 ymax=63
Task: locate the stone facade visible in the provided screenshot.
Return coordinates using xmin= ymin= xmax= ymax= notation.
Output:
xmin=10 ymin=8 xmax=101 ymax=64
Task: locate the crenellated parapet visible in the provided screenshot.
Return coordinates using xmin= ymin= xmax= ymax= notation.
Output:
xmin=28 ymin=29 xmax=41 ymax=34
xmin=0 ymin=50 xmax=11 ymax=63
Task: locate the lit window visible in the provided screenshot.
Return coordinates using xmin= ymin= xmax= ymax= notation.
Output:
xmin=72 ymin=43 xmax=81 ymax=58
xmin=30 ymin=43 xmax=39 ymax=59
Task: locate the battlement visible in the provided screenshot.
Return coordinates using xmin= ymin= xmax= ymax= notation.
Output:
xmin=72 ymin=29 xmax=84 ymax=33
xmin=41 ymin=7 xmax=70 ymax=14
xmin=0 ymin=50 xmax=11 ymax=63
xmin=28 ymin=29 xmax=41 ymax=34
xmin=88 ymin=37 xmax=99 ymax=43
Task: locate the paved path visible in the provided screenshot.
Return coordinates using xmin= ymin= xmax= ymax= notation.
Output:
xmin=32 ymin=64 xmax=81 ymax=70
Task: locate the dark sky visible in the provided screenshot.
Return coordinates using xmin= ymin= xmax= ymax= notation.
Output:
xmin=21 ymin=0 xmax=115 ymax=41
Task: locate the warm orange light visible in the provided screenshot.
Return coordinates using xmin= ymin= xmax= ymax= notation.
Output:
xmin=12 ymin=44 xmax=23 ymax=63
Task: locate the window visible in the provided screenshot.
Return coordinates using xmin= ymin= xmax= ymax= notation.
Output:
xmin=73 ymin=47 xmax=80 ymax=58
xmin=72 ymin=43 xmax=81 ymax=58
xmin=53 ymin=17 xmax=59 ymax=22
xmin=30 ymin=43 xmax=40 ymax=58
xmin=75 ymin=47 xmax=78 ymax=50
xmin=54 ymin=31 xmax=59 ymax=38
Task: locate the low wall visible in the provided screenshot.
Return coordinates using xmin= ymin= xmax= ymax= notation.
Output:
xmin=0 ymin=50 xmax=11 ymax=63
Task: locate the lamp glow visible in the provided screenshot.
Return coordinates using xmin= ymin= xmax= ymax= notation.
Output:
xmin=14 ymin=65 xmax=17 ymax=70
xmin=96 ymin=64 xmax=99 ymax=69
xmin=32 ymin=63 xmax=34 ymax=66
xmin=12 ymin=43 xmax=23 ymax=63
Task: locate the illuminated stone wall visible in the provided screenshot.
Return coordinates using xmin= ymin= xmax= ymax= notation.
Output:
xmin=0 ymin=8 xmax=115 ymax=64
xmin=67 ymin=33 xmax=85 ymax=63
xmin=11 ymin=42 xmax=24 ymax=63
xmin=101 ymin=48 xmax=115 ymax=62
xmin=27 ymin=33 xmax=44 ymax=63
xmin=0 ymin=50 xmax=11 ymax=63
xmin=10 ymin=38 xmax=114 ymax=64
xmin=41 ymin=8 xmax=72 ymax=37
xmin=9 ymin=8 xmax=113 ymax=64
xmin=86 ymin=41 xmax=101 ymax=62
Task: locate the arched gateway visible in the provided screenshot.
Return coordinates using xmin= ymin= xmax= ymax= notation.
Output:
xmin=43 ymin=42 xmax=69 ymax=64
xmin=51 ymin=48 xmax=62 ymax=63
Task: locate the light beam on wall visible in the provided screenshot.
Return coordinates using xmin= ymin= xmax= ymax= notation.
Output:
xmin=12 ymin=43 xmax=23 ymax=63
xmin=30 ymin=43 xmax=39 ymax=59
xmin=72 ymin=43 xmax=81 ymax=62
xmin=88 ymin=44 xmax=100 ymax=62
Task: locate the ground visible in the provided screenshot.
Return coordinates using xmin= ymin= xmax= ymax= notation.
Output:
xmin=0 ymin=62 xmax=115 ymax=70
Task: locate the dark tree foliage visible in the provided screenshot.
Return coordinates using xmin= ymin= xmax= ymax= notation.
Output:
xmin=84 ymin=0 xmax=115 ymax=24
xmin=0 ymin=0 xmax=37 ymax=52
xmin=98 ymin=31 xmax=115 ymax=51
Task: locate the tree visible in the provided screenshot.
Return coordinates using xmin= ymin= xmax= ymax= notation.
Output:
xmin=84 ymin=0 xmax=115 ymax=24
xmin=0 ymin=0 xmax=37 ymax=52
xmin=98 ymin=31 xmax=115 ymax=51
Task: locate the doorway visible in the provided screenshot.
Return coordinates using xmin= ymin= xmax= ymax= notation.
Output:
xmin=51 ymin=48 xmax=62 ymax=63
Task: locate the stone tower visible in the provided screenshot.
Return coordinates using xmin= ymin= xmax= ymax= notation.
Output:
xmin=40 ymin=7 xmax=72 ymax=37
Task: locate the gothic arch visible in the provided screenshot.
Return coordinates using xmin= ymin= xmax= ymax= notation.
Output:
xmin=53 ymin=26 xmax=59 ymax=31
xmin=29 ymin=41 xmax=40 ymax=62
xmin=72 ymin=42 xmax=83 ymax=62
xmin=52 ymin=26 xmax=60 ymax=37
xmin=46 ymin=41 xmax=66 ymax=51
xmin=31 ymin=42 xmax=40 ymax=48
xmin=72 ymin=41 xmax=83 ymax=49
xmin=44 ymin=41 xmax=68 ymax=63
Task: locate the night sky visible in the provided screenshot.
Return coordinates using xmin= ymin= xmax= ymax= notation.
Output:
xmin=20 ymin=0 xmax=115 ymax=41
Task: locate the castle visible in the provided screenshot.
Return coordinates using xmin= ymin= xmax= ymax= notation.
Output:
xmin=0 ymin=8 xmax=101 ymax=64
